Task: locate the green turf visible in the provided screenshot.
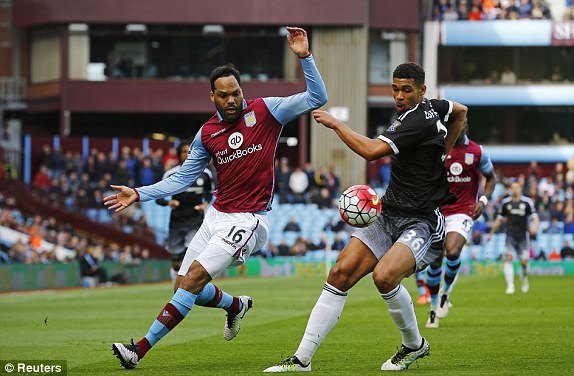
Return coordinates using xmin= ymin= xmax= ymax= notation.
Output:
xmin=1 ymin=273 xmax=573 ymax=375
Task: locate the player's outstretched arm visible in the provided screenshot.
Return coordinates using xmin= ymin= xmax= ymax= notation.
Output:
xmin=103 ymin=185 xmax=138 ymax=213
xmin=444 ymin=102 xmax=468 ymax=155
xmin=488 ymin=217 xmax=503 ymax=241
xmin=285 ymin=27 xmax=310 ymax=57
xmin=313 ymin=110 xmax=392 ymax=161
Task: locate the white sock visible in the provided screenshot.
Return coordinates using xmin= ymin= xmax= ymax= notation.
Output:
xmin=520 ymin=264 xmax=528 ymax=280
xmin=294 ymin=283 xmax=348 ymax=365
xmin=381 ymin=284 xmax=422 ymax=350
xmin=504 ymin=262 xmax=514 ymax=287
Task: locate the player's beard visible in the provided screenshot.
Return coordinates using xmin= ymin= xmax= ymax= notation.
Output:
xmin=215 ymin=102 xmax=241 ymax=123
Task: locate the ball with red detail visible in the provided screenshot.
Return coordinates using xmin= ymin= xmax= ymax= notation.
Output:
xmin=338 ymin=185 xmax=382 ymax=228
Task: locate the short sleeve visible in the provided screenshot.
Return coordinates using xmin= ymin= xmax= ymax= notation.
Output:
xmin=429 ymin=99 xmax=453 ymax=123
xmin=379 ymin=119 xmax=421 ymax=155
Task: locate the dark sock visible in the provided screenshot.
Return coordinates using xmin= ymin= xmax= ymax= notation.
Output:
xmin=136 ymin=337 xmax=151 ymax=359
xmin=226 ymin=296 xmax=241 ymax=315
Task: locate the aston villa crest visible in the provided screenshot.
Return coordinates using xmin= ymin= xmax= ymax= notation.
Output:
xmin=244 ymin=111 xmax=256 ymax=127
xmin=464 ymin=153 xmax=474 ymax=165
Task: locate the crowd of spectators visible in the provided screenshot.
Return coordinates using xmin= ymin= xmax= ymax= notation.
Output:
xmin=264 ymin=157 xmax=574 ymax=260
xmin=430 ymin=0 xmax=565 ymax=21
xmin=0 ymin=191 xmax=154 ymax=271
xmin=6 ymin=142 xmax=574 ymax=264
xmin=30 ymin=144 xmax=174 ymax=241
xmin=274 ymin=157 xmax=341 ymax=207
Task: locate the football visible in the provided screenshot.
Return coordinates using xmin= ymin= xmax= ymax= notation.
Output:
xmin=338 ymin=185 xmax=382 ymax=228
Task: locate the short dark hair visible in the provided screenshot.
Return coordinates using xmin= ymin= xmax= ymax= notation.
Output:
xmin=176 ymin=140 xmax=190 ymax=156
xmin=393 ymin=62 xmax=425 ymax=87
xmin=209 ymin=64 xmax=241 ymax=91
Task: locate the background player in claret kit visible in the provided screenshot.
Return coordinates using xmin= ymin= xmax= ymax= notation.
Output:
xmin=415 ymin=271 xmax=430 ymax=304
xmin=155 ymin=141 xmax=213 ymax=285
xmin=424 ymin=120 xmax=497 ymax=328
xmin=264 ymin=62 xmax=467 ymax=373
xmin=488 ymin=181 xmax=538 ymax=295
xmin=103 ymin=27 xmax=327 ymax=370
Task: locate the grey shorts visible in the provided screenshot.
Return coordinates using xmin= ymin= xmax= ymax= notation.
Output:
xmin=353 ymin=208 xmax=445 ymax=273
xmin=505 ymin=233 xmax=530 ymax=260
xmin=167 ymin=226 xmax=199 ymax=256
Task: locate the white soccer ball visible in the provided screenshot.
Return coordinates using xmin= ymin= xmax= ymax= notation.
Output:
xmin=338 ymin=185 xmax=382 ymax=228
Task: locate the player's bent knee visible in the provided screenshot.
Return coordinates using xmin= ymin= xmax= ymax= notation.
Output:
xmin=372 ymin=269 xmax=400 ymax=293
xmin=179 ymin=262 xmax=212 ymax=294
xmin=326 ymin=264 xmax=354 ymax=291
xmin=445 ymin=247 xmax=462 ymax=260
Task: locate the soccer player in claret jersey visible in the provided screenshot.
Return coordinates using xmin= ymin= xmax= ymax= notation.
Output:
xmin=263 ymin=62 xmax=467 ymax=372
xmin=488 ymin=181 xmax=538 ymax=295
xmin=425 ymin=120 xmax=497 ymax=328
xmin=103 ymin=27 xmax=327 ymax=370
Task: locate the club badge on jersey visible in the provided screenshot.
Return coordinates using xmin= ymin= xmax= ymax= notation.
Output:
xmin=465 ymin=153 xmax=474 ymax=165
xmin=244 ymin=111 xmax=257 ymax=127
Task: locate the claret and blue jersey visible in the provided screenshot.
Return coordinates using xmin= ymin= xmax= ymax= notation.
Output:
xmin=135 ymin=55 xmax=327 ymax=213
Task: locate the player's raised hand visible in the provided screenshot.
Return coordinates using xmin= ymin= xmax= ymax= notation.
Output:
xmin=285 ymin=27 xmax=310 ymax=58
xmin=103 ymin=185 xmax=138 ymax=213
xmin=313 ymin=110 xmax=340 ymax=129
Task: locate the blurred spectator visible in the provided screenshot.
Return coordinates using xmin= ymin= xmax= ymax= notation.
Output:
xmin=443 ymin=3 xmax=460 ymax=20
xmin=518 ymin=0 xmax=532 ymax=18
xmin=277 ymin=240 xmax=290 ymax=256
xmin=138 ymin=157 xmax=156 ymax=186
xmin=535 ymin=249 xmax=547 ymax=261
xmin=162 ymin=147 xmax=179 ymax=171
xmin=325 ymin=166 xmax=341 ymax=200
xmin=33 ymin=165 xmax=54 ymax=191
xmin=289 ymin=167 xmax=309 ymax=204
xmin=283 ymin=216 xmax=302 ymax=232
xmin=468 ymin=4 xmax=484 ymax=20
xmin=530 ymin=0 xmax=551 ymax=19
xmin=332 ymin=235 xmax=346 ymax=251
xmin=550 ymin=200 xmax=566 ymax=222
xmin=564 ymin=214 xmax=574 ymax=234
xmin=538 ymin=176 xmax=556 ymax=196
xmin=290 ymin=236 xmax=308 ymax=256
xmin=499 ymin=66 xmax=517 ymax=84
xmin=324 ymin=217 xmax=347 ymax=233
xmin=458 ymin=2 xmax=470 ymax=19
xmin=548 ymin=249 xmax=562 ymax=261
xmin=114 ymin=159 xmax=133 ymax=187
xmin=544 ymin=217 xmax=562 ymax=233
xmin=431 ymin=4 xmax=443 ymax=20
xmin=303 ymin=162 xmax=317 ymax=193
xmin=311 ymin=187 xmax=333 ymax=209
xmin=310 ymin=234 xmax=327 ymax=251
xmin=506 ymin=0 xmax=520 ymax=18
xmin=551 ymin=65 xmax=564 ymax=82
xmin=560 ymin=241 xmax=574 ymax=260
xmin=80 ymin=245 xmax=108 ymax=284
xmin=275 ymin=157 xmax=291 ymax=203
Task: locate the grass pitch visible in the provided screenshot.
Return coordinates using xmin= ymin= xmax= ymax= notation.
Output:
xmin=1 ymin=273 xmax=573 ymax=375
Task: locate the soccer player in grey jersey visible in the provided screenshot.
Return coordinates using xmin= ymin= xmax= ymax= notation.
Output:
xmin=488 ymin=181 xmax=538 ymax=294
xmin=264 ymin=62 xmax=467 ymax=372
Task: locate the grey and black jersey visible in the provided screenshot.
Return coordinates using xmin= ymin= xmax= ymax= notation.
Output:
xmin=156 ymin=167 xmax=213 ymax=229
xmin=378 ymin=98 xmax=456 ymax=214
xmin=497 ymin=195 xmax=537 ymax=238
